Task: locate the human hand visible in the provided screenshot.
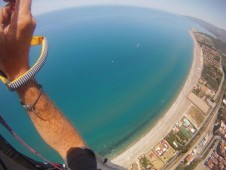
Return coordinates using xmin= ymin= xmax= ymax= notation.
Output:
xmin=0 ymin=0 xmax=36 ymax=81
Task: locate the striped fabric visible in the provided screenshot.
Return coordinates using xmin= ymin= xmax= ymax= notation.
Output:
xmin=7 ymin=38 xmax=48 ymax=91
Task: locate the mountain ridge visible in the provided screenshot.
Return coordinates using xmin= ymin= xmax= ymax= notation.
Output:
xmin=185 ymin=16 xmax=226 ymax=43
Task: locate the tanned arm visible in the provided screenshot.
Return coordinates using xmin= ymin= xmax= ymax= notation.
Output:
xmin=0 ymin=0 xmax=85 ymax=160
xmin=17 ymin=80 xmax=85 ymax=159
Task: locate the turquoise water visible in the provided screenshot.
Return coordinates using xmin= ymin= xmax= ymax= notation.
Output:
xmin=0 ymin=6 xmax=197 ymax=162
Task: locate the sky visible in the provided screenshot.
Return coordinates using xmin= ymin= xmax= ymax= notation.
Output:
xmin=0 ymin=0 xmax=226 ymax=29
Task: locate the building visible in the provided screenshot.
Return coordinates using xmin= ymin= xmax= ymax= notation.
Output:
xmin=199 ymin=78 xmax=206 ymax=85
xmin=205 ymin=140 xmax=226 ymax=169
xmin=199 ymin=138 xmax=207 ymax=148
xmin=206 ymin=98 xmax=216 ymax=107
xmin=161 ymin=140 xmax=169 ymax=149
xmin=153 ymin=140 xmax=176 ymax=164
xmin=215 ymin=121 xmax=226 ymax=139
xmin=173 ymin=141 xmax=178 ymax=148
xmin=184 ymin=154 xmax=194 ymax=165
xmin=200 ymin=84 xmax=211 ymax=95
xmin=146 ymin=151 xmax=164 ymax=170
xmin=206 ymin=159 xmax=214 ymax=169
xmin=223 ymin=99 xmax=226 ymax=105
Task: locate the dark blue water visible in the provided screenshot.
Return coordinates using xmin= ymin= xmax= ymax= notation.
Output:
xmin=0 ymin=6 xmax=196 ymax=162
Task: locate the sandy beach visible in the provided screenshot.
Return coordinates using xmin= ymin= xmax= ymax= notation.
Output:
xmin=112 ymin=30 xmax=203 ymax=168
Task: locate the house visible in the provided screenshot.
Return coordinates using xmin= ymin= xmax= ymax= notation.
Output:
xmin=199 ymin=78 xmax=206 ymax=85
xmin=199 ymin=84 xmax=211 ymax=95
xmin=172 ymin=125 xmax=180 ymax=133
xmin=161 ymin=140 xmax=169 ymax=149
xmin=149 ymin=153 xmax=156 ymax=159
xmin=190 ymin=128 xmax=196 ymax=134
xmin=206 ymin=98 xmax=215 ymax=107
xmin=183 ymin=117 xmax=191 ymax=128
xmin=184 ymin=154 xmax=194 ymax=164
xmin=216 ymin=121 xmax=226 ymax=138
xmin=173 ymin=141 xmax=178 ymax=148
xmin=206 ymin=159 xmax=213 ymax=169
xmin=223 ymin=99 xmax=226 ymax=105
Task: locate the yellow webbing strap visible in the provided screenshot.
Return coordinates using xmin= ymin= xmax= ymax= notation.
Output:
xmin=0 ymin=36 xmax=48 ymax=91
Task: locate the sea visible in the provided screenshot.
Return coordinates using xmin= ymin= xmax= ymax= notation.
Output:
xmin=0 ymin=6 xmax=208 ymax=163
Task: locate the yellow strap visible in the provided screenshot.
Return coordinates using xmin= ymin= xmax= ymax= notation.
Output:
xmin=0 ymin=36 xmax=45 ymax=85
xmin=31 ymin=36 xmax=44 ymax=46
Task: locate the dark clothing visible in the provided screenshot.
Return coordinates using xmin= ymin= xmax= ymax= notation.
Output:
xmin=0 ymin=135 xmax=126 ymax=170
xmin=66 ymin=148 xmax=127 ymax=170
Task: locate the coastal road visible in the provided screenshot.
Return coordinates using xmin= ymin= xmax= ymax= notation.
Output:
xmin=214 ymin=55 xmax=225 ymax=101
xmin=168 ymin=101 xmax=221 ymax=170
xmin=194 ymin=137 xmax=221 ymax=170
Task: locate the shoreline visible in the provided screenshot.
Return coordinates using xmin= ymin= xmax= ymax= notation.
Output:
xmin=112 ymin=30 xmax=202 ymax=167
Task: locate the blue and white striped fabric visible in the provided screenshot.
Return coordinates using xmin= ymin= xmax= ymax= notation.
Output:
xmin=7 ymin=38 xmax=48 ymax=91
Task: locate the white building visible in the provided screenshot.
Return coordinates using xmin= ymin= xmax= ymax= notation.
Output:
xmin=223 ymin=99 xmax=226 ymax=105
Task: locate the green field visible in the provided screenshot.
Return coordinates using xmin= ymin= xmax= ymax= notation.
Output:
xmin=179 ymin=126 xmax=192 ymax=140
xmin=165 ymin=131 xmax=186 ymax=150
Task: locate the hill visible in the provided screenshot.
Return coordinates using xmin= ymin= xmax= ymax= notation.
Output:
xmin=185 ymin=16 xmax=226 ymax=43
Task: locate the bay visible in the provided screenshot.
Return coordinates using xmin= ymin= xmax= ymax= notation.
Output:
xmin=0 ymin=6 xmax=198 ymax=162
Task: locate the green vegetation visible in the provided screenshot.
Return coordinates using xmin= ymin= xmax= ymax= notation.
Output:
xmin=201 ymin=63 xmax=222 ymax=90
xmin=207 ymin=35 xmax=226 ymax=54
xmin=177 ymin=131 xmax=187 ymax=142
xmin=192 ymin=88 xmax=205 ymax=98
xmin=213 ymin=55 xmax=220 ymax=62
xmin=165 ymin=131 xmax=186 ymax=151
xmin=222 ymin=53 xmax=226 ymax=74
xmin=199 ymin=32 xmax=226 ymax=53
xmin=192 ymin=88 xmax=200 ymax=96
xmin=139 ymin=156 xmax=152 ymax=169
xmin=213 ymin=81 xmax=226 ymax=135
xmin=185 ymin=158 xmax=202 ymax=170
xmin=175 ymin=163 xmax=187 ymax=170
xmin=173 ymin=33 xmax=226 ymax=170
xmin=217 ymin=108 xmax=226 ymax=121
xmin=179 ymin=126 xmax=191 ymax=140
xmin=200 ymin=33 xmax=226 ymax=73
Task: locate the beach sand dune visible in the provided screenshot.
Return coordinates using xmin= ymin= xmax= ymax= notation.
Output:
xmin=112 ymin=30 xmax=202 ymax=168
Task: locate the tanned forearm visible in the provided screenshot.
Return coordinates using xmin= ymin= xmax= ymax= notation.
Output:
xmin=17 ymin=79 xmax=86 ymax=160
xmin=1 ymin=0 xmax=86 ymax=161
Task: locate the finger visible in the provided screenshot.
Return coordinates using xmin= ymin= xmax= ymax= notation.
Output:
xmin=4 ymin=0 xmax=16 ymax=3
xmin=1 ymin=4 xmax=13 ymax=29
xmin=0 ymin=8 xmax=3 ymax=32
xmin=9 ymin=0 xmax=32 ymax=33
xmin=0 ymin=4 xmax=12 ymax=31
xmin=15 ymin=0 xmax=32 ymax=15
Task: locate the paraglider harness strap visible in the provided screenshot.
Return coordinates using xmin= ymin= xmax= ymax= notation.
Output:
xmin=0 ymin=115 xmax=64 ymax=170
xmin=0 ymin=36 xmax=48 ymax=91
